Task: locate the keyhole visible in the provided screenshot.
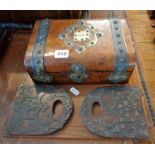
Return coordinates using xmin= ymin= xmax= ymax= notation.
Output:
xmin=92 ymin=102 xmax=102 ymax=117
xmin=53 ymin=100 xmax=64 ymax=119
xmin=78 ymin=75 xmax=81 ymax=79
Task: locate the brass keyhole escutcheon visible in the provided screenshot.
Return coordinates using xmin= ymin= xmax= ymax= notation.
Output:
xmin=69 ymin=63 xmax=89 ymax=83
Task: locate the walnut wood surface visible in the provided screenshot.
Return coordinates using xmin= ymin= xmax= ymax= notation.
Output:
xmin=25 ymin=19 xmax=135 ymax=84
xmin=0 ymin=29 xmax=155 ymax=144
xmin=0 ymin=11 xmax=155 ymax=143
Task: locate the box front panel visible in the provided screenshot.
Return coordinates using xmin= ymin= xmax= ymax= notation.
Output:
xmin=25 ymin=19 xmax=135 ymax=84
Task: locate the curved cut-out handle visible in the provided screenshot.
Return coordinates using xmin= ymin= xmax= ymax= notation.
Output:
xmin=52 ymin=100 xmax=64 ymax=119
xmin=92 ymin=101 xmax=102 ymax=118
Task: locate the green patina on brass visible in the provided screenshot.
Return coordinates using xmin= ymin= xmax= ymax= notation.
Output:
xmin=6 ymin=84 xmax=73 ymax=135
xmin=31 ymin=19 xmax=53 ymax=83
xmin=32 ymin=72 xmax=53 ymax=83
xmin=81 ymin=86 xmax=149 ymax=139
xmin=59 ymin=20 xmax=104 ymax=54
xmin=108 ymin=18 xmax=131 ymax=83
xmin=69 ymin=63 xmax=89 ymax=83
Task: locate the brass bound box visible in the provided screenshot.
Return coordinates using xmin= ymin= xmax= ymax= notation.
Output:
xmin=24 ymin=18 xmax=135 ymax=84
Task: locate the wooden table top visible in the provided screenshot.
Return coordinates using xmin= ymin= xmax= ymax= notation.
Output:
xmin=0 ymin=10 xmax=155 ymax=143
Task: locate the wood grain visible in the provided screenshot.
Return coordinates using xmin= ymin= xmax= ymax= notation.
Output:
xmin=0 ymin=10 xmax=155 ymax=143
xmin=126 ymin=10 xmax=155 ymax=123
xmin=25 ymin=19 xmax=135 ymax=84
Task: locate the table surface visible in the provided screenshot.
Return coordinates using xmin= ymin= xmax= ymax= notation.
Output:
xmin=0 ymin=10 xmax=155 ymax=143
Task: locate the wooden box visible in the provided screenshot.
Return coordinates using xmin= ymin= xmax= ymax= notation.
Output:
xmin=24 ymin=18 xmax=135 ymax=84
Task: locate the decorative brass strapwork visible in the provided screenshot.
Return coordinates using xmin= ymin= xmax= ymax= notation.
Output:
xmin=31 ymin=19 xmax=53 ymax=83
xmin=5 ymin=84 xmax=73 ymax=135
xmin=69 ymin=63 xmax=89 ymax=83
xmin=81 ymin=86 xmax=149 ymax=139
xmin=59 ymin=20 xmax=104 ymax=54
xmin=108 ymin=18 xmax=131 ymax=83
